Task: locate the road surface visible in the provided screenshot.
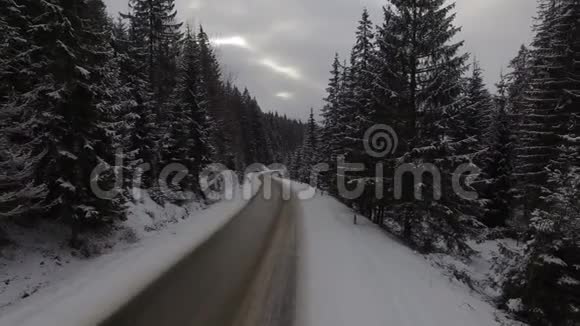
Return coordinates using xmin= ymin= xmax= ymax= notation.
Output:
xmin=1 ymin=178 xmax=505 ymax=326
xmin=100 ymin=177 xmax=298 ymax=326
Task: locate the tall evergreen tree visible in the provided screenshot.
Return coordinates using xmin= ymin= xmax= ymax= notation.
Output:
xmin=6 ymin=0 xmax=127 ymax=243
xmin=348 ymin=10 xmax=382 ymax=215
xmin=121 ymin=0 xmax=183 ymax=189
xmin=498 ymin=45 xmax=533 ymax=225
xmin=164 ymin=28 xmax=214 ymax=198
xmin=454 ymin=60 xmax=496 ymax=223
xmin=320 ymin=54 xmax=345 ymax=193
xmin=110 ymin=17 xmax=147 ymax=188
xmin=350 ymin=8 xmax=376 ymax=136
xmin=373 ymin=0 xmax=472 ymax=254
xmin=336 ymin=10 xmax=376 ymax=167
xmin=506 ymin=45 xmax=533 ymax=116
xmin=478 ymin=73 xmax=515 ymax=227
xmin=513 ymin=0 xmax=580 ymax=217
xmin=239 ymin=89 xmax=271 ymax=165
xmin=455 ymin=60 xmax=493 ymax=152
xmin=122 ymin=0 xmax=182 ymax=105
xmin=197 ymin=26 xmax=231 ymax=163
xmin=505 ymin=1 xmax=580 ymax=324
xmin=300 ymin=109 xmax=319 ymax=183
xmin=0 ymin=0 xmax=48 ymax=220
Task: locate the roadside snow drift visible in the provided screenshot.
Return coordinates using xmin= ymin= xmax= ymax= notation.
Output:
xmin=0 ymin=192 xmax=250 ymax=326
xmin=295 ymin=185 xmax=504 ymax=326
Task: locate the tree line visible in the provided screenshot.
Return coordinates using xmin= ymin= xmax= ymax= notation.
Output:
xmin=0 ymin=0 xmax=304 ymax=245
xmin=289 ymin=0 xmax=579 ymax=324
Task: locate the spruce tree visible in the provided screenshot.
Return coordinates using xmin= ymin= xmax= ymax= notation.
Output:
xmin=239 ymin=89 xmax=271 ymax=165
xmin=505 ymin=1 xmax=580 ymax=324
xmin=122 ymin=0 xmax=182 ymax=105
xmin=512 ymin=0 xmax=580 ymax=217
xmin=165 ymin=28 xmax=214 ymax=197
xmin=498 ymin=45 xmax=533 ymax=223
xmin=110 ymin=17 xmax=146 ymax=188
xmin=320 ymin=54 xmax=347 ymax=194
xmin=374 ymin=0 xmax=472 ymax=254
xmin=455 ymin=60 xmax=493 ymax=152
xmin=373 ymin=5 xmax=407 ymax=135
xmin=454 ymin=61 xmax=497 ymax=223
xmin=478 ymin=73 xmax=515 ymax=227
xmin=0 ymin=0 xmax=48 ymax=220
xmin=121 ymin=0 xmax=183 ymax=191
xmin=301 ymin=109 xmax=319 ymax=184
xmin=350 ymin=9 xmax=376 ymax=136
xmin=506 ymin=45 xmax=533 ymax=115
xmin=197 ymin=26 xmax=230 ymax=164
xmin=350 ymin=10 xmax=382 ymax=215
xmin=321 ymin=53 xmax=342 ymax=158
xmin=7 ymin=0 xmax=127 ymax=243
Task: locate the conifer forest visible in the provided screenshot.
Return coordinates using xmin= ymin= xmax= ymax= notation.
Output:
xmin=0 ymin=0 xmax=579 ymax=325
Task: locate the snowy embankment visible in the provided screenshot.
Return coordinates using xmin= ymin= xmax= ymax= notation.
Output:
xmin=293 ymin=183 xmax=523 ymax=326
xmin=427 ymin=237 xmax=524 ymax=301
xmin=1 ymin=177 xmax=524 ymax=326
xmin=0 ymin=179 xmax=261 ymax=323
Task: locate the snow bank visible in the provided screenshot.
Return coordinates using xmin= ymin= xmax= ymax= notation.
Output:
xmin=294 ymin=184 xmax=521 ymax=326
xmin=427 ymin=238 xmax=524 ymax=299
xmin=0 ymin=188 xmax=251 ymax=325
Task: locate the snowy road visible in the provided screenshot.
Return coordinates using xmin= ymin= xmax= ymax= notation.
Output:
xmin=295 ymin=185 xmax=502 ymax=326
xmin=1 ymin=180 xmax=506 ymax=326
xmin=0 ymin=177 xmax=297 ymax=326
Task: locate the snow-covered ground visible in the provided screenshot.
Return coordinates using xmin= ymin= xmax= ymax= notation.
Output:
xmin=0 ymin=184 xmax=256 ymax=324
xmin=427 ymin=238 xmax=524 ymax=301
xmin=294 ymin=184 xmax=522 ymax=326
xmin=1 ymin=178 xmax=523 ymax=325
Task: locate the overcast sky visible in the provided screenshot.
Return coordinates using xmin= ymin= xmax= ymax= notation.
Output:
xmin=104 ymin=0 xmax=537 ymax=120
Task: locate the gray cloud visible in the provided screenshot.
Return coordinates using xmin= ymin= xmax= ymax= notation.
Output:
xmin=104 ymin=0 xmax=537 ymax=120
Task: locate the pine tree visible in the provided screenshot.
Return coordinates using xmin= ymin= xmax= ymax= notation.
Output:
xmin=320 ymin=54 xmax=347 ymax=194
xmin=121 ymin=0 xmax=183 ymax=191
xmin=505 ymin=1 xmax=580 ymax=324
xmin=0 ymin=0 xmax=48 ymax=221
xmin=373 ymin=5 xmax=407 ymax=136
xmin=513 ymin=0 xmax=580 ymax=219
xmin=164 ymin=28 xmax=214 ymax=198
xmin=197 ymin=26 xmax=230 ymax=164
xmin=301 ymin=109 xmax=319 ymax=184
xmin=336 ymin=10 xmax=376 ymax=168
xmin=350 ymin=9 xmax=376 ymax=137
xmin=321 ymin=54 xmax=342 ymax=154
xmin=505 ymin=152 xmax=580 ymax=325
xmin=454 ymin=60 xmax=497 ymax=224
xmin=117 ymin=6 xmax=158 ymax=190
xmin=506 ymin=45 xmax=533 ymax=116
xmin=5 ymin=0 xmax=127 ymax=243
xmin=239 ymin=89 xmax=271 ymax=165
xmin=110 ymin=17 xmax=145 ymax=188
xmin=122 ymin=0 xmax=182 ymax=105
xmin=455 ymin=60 xmax=493 ymax=152
xmin=497 ymin=45 xmax=533 ymax=226
xmin=372 ymin=0 xmax=472 ymax=254
xmin=478 ymin=73 xmax=515 ymax=227
xmin=349 ymin=10 xmax=383 ymax=215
